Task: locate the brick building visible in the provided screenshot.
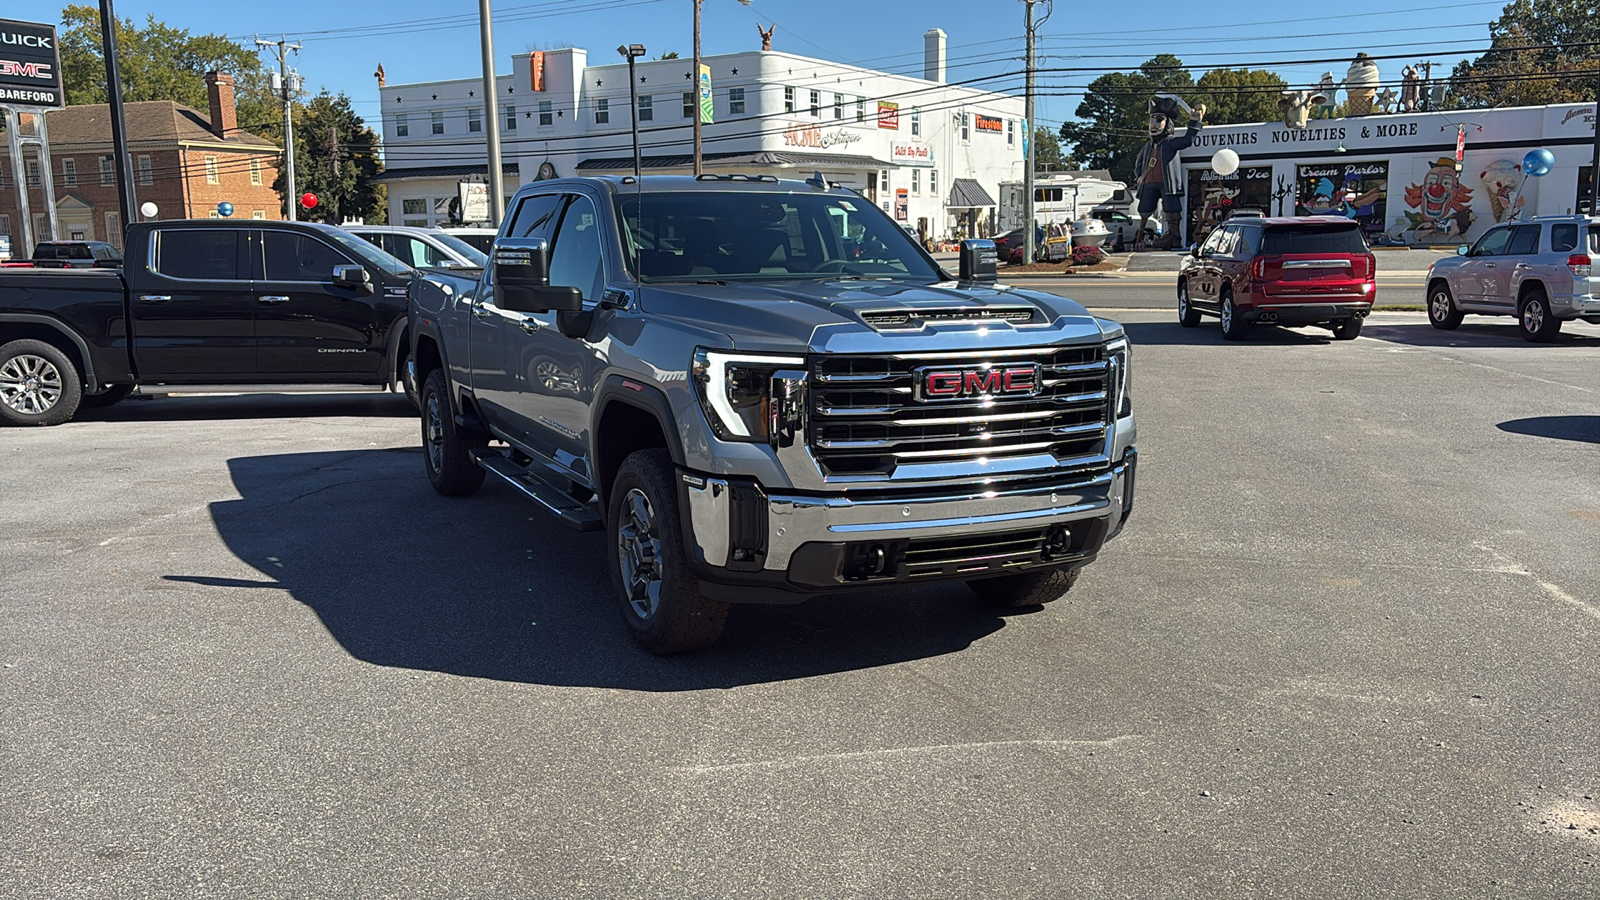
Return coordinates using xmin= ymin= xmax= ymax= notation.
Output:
xmin=0 ymin=72 xmax=282 ymax=256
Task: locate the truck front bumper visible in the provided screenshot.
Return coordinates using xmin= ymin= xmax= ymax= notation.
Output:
xmin=679 ymin=451 xmax=1136 ymax=600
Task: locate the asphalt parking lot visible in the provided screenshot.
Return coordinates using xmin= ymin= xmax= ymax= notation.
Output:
xmin=4 ymin=311 xmax=1598 ymax=898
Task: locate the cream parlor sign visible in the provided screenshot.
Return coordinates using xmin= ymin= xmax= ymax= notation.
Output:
xmin=781 ymin=122 xmax=862 ymax=149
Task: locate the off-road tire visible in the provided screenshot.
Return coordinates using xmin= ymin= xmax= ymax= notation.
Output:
xmin=1220 ymin=291 xmax=1250 ymax=341
xmin=968 ymin=567 xmax=1080 ymax=608
xmin=1332 ymin=317 xmax=1363 ymax=340
xmin=80 ymin=384 xmax=133 ymax=409
xmin=1427 ymin=282 xmax=1463 ymax=330
xmin=608 ymin=449 xmax=728 ymax=654
xmin=420 ymin=368 xmax=485 ymax=496
xmin=0 ymin=339 xmax=81 ymax=427
xmin=1519 ymin=289 xmax=1562 ymax=343
xmin=1177 ymin=280 xmax=1201 ymax=327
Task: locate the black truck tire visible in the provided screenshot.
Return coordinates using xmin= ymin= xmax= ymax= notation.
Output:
xmin=968 ymin=567 xmax=1079 ymax=608
xmin=1332 ymin=317 xmax=1363 ymax=340
xmin=1519 ymin=289 xmax=1562 ymax=343
xmin=1177 ymin=281 xmax=1201 ymax=327
xmin=420 ymin=368 xmax=485 ymax=496
xmin=1220 ymin=292 xmax=1250 ymax=341
xmin=1427 ymin=282 xmax=1464 ymax=330
xmin=608 ymin=449 xmax=728 ymax=654
xmin=80 ymin=384 xmax=133 ymax=408
xmin=0 ymin=339 xmax=82 ymax=427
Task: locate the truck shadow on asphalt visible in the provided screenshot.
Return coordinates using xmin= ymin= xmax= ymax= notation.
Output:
xmin=1120 ymin=321 xmax=1336 ymax=346
xmin=74 ymin=393 xmax=418 ymax=423
xmin=1358 ymin=323 xmax=1600 ymax=348
xmin=1497 ymin=416 xmax=1600 ymax=444
xmin=185 ymin=449 xmax=1011 ymax=689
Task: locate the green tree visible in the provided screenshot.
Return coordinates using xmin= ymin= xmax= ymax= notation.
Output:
xmin=1058 ymin=55 xmax=1195 ymax=183
xmin=1451 ymin=0 xmax=1600 ymax=107
xmin=1194 ymin=68 xmax=1287 ymax=125
xmin=1033 ymin=126 xmax=1072 ymax=172
xmin=275 ymin=92 xmax=385 ymax=225
xmin=57 ymin=5 xmax=275 ymax=133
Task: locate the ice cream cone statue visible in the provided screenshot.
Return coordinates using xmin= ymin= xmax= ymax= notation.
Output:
xmin=1478 ymin=159 xmax=1526 ymax=222
xmin=1344 ymin=54 xmax=1379 ymax=116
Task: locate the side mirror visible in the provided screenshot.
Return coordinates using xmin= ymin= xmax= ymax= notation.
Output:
xmin=1190 ymin=245 xmax=1202 ymax=258
xmin=1456 ymin=244 xmax=1470 ymax=256
xmin=333 ymin=264 xmax=374 ymax=294
xmin=958 ymin=239 xmax=998 ymax=283
xmin=492 ymin=237 xmax=585 ymax=314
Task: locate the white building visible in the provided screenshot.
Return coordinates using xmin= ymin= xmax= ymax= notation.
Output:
xmin=372 ymin=29 xmax=1025 ymax=240
xmin=1174 ymin=102 xmax=1597 ymax=248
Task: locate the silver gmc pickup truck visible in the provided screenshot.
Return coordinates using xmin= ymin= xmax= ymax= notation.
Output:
xmin=409 ymin=174 xmax=1137 ymax=653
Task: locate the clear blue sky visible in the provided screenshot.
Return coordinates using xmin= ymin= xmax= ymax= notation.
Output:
xmin=13 ymin=0 xmax=1510 ymax=131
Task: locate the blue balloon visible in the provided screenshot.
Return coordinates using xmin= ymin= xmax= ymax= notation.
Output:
xmin=217 ymin=201 xmax=234 ymax=217
xmin=1522 ymin=148 xmax=1554 ymax=178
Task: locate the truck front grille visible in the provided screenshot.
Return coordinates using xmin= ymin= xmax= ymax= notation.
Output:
xmin=809 ymin=345 xmax=1110 ymax=476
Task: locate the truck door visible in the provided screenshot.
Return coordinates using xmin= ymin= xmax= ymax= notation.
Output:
xmin=253 ymin=229 xmax=385 ymax=379
xmin=499 ymin=192 xmax=604 ymax=478
xmin=130 ymin=227 xmax=255 ymax=380
xmin=470 ymin=192 xmax=563 ymax=438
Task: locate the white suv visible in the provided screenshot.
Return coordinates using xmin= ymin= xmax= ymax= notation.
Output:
xmin=344 ymin=225 xmax=488 ymax=270
xmin=1425 ymin=216 xmax=1600 ymax=342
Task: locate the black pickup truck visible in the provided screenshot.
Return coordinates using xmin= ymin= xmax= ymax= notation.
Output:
xmin=0 ymin=219 xmax=423 ymax=425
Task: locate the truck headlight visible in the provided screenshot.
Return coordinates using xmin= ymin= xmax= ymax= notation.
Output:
xmin=692 ymin=349 xmax=808 ymax=446
xmin=1105 ymin=338 xmax=1131 ymax=419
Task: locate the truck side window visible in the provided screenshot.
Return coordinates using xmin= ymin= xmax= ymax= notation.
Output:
xmin=1506 ymin=224 xmax=1540 ymax=256
xmin=1551 ymin=224 xmax=1578 ymax=253
xmin=505 ymin=193 xmax=563 ymax=242
xmin=262 ymin=232 xmax=352 ymax=281
xmin=1471 ymin=227 xmax=1512 ymax=257
xmin=155 ymin=229 xmax=242 ymax=280
xmin=548 ymin=195 xmax=605 ymax=303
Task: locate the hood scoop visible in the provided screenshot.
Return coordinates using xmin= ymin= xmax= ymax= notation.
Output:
xmin=860 ymin=306 xmax=1038 ymax=330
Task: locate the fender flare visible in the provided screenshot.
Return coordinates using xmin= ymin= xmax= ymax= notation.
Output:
xmin=591 ymin=375 xmax=687 ymax=468
xmin=0 ymin=312 xmax=99 ymax=390
xmin=382 ymin=313 xmax=409 ymax=387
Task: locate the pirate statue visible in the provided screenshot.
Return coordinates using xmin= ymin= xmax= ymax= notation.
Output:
xmin=1133 ymin=94 xmax=1205 ymax=250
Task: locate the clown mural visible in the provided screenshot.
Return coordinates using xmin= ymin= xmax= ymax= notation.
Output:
xmin=1402 ymin=157 xmax=1476 ymax=242
xmin=1133 ymin=94 xmax=1205 ymax=249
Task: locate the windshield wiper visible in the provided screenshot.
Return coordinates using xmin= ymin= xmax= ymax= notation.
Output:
xmin=693 ymin=278 xmax=729 ymax=285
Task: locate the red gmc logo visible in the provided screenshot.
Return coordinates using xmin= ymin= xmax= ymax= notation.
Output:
xmin=916 ymin=364 xmax=1041 ymax=401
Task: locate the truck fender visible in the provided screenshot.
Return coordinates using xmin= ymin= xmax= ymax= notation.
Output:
xmin=383 ymin=313 xmax=409 ymax=387
xmin=590 ymin=375 xmax=688 ymax=507
xmin=0 ymin=312 xmax=99 ymax=391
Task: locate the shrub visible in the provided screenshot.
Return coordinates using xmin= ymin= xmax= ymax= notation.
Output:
xmin=1070 ymin=245 xmax=1106 ymax=266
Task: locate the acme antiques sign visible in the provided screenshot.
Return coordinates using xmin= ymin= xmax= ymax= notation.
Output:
xmin=782 ymin=122 xmax=862 ymax=149
xmin=0 ymin=18 xmax=63 ymax=107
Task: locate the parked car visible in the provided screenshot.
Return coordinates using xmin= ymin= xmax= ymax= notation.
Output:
xmin=410 ymin=174 xmax=1137 ymax=653
xmin=31 ymin=240 xmax=122 ymax=269
xmin=1089 ymin=208 xmax=1160 ymax=251
xmin=344 ymin=225 xmax=488 ymax=269
xmin=0 ymin=220 xmax=421 ymax=426
xmin=1177 ymin=216 xmax=1376 ymax=341
xmin=1425 ymin=215 xmax=1600 ymax=342
xmin=440 ymin=227 xmax=498 ymax=254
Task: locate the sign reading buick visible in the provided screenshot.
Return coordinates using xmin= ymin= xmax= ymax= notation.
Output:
xmin=0 ymin=18 xmax=64 ymax=107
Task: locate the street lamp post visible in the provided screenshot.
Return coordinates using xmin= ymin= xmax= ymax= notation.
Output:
xmin=618 ymin=44 xmax=646 ymax=179
xmin=692 ymin=0 xmax=703 ymax=176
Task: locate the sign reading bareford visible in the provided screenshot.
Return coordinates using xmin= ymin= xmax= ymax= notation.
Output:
xmin=0 ymin=18 xmax=64 ymax=107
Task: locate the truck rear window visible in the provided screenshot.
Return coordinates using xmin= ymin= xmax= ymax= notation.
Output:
xmin=1260 ymin=225 xmax=1369 ymax=255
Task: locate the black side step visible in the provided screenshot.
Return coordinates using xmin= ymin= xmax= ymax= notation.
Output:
xmin=470 ymin=449 xmax=603 ymax=532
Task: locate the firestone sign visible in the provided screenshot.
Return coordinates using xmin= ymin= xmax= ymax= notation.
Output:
xmin=0 ymin=18 xmax=64 ymax=108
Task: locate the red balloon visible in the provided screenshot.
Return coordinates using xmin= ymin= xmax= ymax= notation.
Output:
xmin=300 ymin=192 xmax=319 ymax=209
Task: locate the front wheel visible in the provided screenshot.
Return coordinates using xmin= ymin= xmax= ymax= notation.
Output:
xmin=420 ymin=368 xmax=485 ymax=496
xmin=968 ymin=567 xmax=1080 ymax=608
xmin=1427 ymin=283 xmax=1463 ymax=329
xmin=0 ymin=339 xmax=81 ymax=427
xmin=608 ymin=449 xmax=728 ymax=654
xmin=1177 ymin=281 xmax=1201 ymax=327
xmin=1332 ymin=317 xmax=1363 ymax=340
xmin=1220 ymin=293 xmax=1250 ymax=341
xmin=1520 ymin=291 xmax=1562 ymax=343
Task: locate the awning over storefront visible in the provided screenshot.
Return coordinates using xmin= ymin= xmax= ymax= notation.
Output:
xmin=370 ymin=163 xmax=519 ymax=183
xmin=575 ymin=150 xmax=889 ymax=171
xmin=947 ymin=178 xmax=995 ymax=208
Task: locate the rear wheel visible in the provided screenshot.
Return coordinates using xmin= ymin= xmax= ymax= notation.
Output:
xmin=1519 ymin=290 xmax=1562 ymax=343
xmin=420 ymin=368 xmax=485 ymax=496
xmin=968 ymin=567 xmax=1080 ymax=608
xmin=1177 ymin=281 xmax=1201 ymax=327
xmin=0 ymin=339 xmax=81 ymax=427
xmin=1220 ymin=291 xmax=1250 ymax=341
xmin=1427 ymin=282 xmax=1463 ymax=329
xmin=608 ymin=449 xmax=728 ymax=654
xmin=1332 ymin=317 xmax=1363 ymax=340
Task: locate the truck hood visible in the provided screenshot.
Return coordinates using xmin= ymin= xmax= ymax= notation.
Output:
xmin=637 ymin=278 xmax=1112 ymax=353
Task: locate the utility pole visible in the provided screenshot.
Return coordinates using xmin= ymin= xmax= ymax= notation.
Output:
xmin=1591 ymin=75 xmax=1600 ymax=215
xmin=257 ymin=37 xmax=302 ymax=221
xmin=692 ymin=0 xmax=704 ymax=176
xmin=100 ymin=0 xmax=136 ymax=243
xmin=1022 ymin=0 xmax=1036 ymax=266
xmin=1418 ymin=61 xmax=1436 ymax=112
xmin=478 ymin=0 xmax=505 ymax=227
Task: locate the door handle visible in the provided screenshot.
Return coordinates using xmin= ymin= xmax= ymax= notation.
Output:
xmin=520 ymin=318 xmax=541 ymax=334
xmin=1484 ymin=263 xmax=1497 ymax=268
xmin=258 ymin=295 xmax=290 ymax=304
xmin=137 ymin=294 xmax=172 ymax=304
xmin=472 ymin=304 xmax=494 ymax=319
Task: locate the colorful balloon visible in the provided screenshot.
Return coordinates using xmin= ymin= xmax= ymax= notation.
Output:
xmin=216 ymin=201 xmax=234 ymax=217
xmin=301 ymin=192 xmax=319 ymax=209
xmin=1211 ymin=148 xmax=1240 ymax=176
xmin=1522 ymin=148 xmax=1554 ymax=178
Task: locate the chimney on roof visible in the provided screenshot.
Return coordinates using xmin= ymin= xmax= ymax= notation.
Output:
xmin=924 ymin=28 xmax=946 ymax=84
xmin=205 ymin=71 xmax=237 ymax=140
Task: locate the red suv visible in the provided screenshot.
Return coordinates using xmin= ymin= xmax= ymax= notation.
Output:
xmin=1177 ymin=217 xmax=1376 ymax=340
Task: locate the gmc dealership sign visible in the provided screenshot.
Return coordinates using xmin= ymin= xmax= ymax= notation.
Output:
xmin=0 ymin=19 xmax=64 ymax=107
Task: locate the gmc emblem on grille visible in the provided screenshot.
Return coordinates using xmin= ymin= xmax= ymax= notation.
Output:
xmin=914 ymin=363 xmax=1041 ymax=401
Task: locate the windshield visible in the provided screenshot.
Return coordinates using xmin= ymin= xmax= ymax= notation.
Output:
xmin=322 ymin=228 xmax=413 ymax=277
xmin=430 ymin=231 xmax=489 ymax=267
xmin=615 ymin=191 xmax=941 ymax=283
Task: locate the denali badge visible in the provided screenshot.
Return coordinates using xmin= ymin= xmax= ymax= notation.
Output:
xmin=914 ymin=363 xmax=1041 ymax=401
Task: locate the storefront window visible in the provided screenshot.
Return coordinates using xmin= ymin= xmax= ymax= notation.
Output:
xmin=1187 ymin=166 xmax=1273 ymax=246
xmin=1296 ymin=161 xmax=1387 ymax=237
